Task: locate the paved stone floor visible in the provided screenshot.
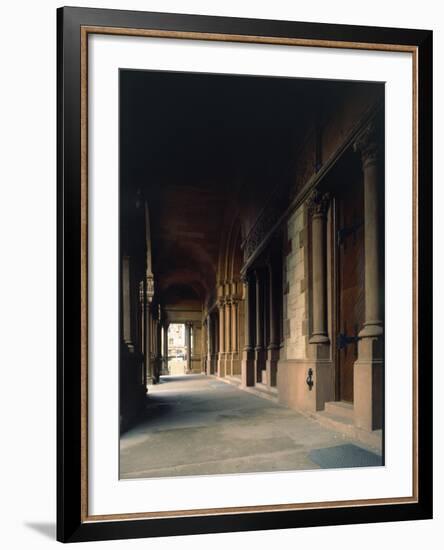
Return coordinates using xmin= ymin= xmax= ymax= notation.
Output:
xmin=120 ymin=374 xmax=381 ymax=479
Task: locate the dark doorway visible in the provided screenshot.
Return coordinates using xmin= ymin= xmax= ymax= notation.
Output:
xmin=335 ymin=164 xmax=365 ymax=403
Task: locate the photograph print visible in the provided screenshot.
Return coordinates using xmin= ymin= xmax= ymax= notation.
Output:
xmin=118 ymin=69 xmax=385 ymax=480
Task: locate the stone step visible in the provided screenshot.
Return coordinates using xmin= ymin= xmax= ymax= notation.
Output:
xmin=314 ymin=409 xmax=383 ymax=453
xmin=317 ymin=409 xmax=355 ymax=430
xmin=324 ymin=401 xmax=354 ymax=421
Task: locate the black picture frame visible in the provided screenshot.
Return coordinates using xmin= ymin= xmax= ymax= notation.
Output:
xmin=57 ymin=6 xmax=433 ymax=543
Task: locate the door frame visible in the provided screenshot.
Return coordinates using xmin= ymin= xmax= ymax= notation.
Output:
xmin=330 ymin=154 xmax=365 ymax=403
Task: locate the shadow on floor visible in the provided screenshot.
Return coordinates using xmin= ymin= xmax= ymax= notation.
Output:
xmin=157 ymin=374 xmax=204 ymax=384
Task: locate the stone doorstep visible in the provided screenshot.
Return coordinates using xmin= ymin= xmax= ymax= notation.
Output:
xmin=324 ymin=400 xmax=354 ymax=421
xmin=312 ymin=408 xmax=383 ymax=454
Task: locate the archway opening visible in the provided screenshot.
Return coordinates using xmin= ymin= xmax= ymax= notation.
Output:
xmin=167 ymin=323 xmax=187 ymax=375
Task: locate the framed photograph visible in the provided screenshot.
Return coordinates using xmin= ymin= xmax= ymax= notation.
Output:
xmin=57 ymin=6 xmax=433 ymax=543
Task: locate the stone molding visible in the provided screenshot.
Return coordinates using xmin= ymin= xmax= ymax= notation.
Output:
xmin=242 ymin=199 xmax=283 ymax=264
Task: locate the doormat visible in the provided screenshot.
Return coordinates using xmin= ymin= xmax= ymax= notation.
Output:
xmin=308 ymin=444 xmax=383 ymax=469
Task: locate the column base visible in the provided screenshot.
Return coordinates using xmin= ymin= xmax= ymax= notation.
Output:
xmin=265 ymin=347 xmax=279 ymax=387
xmin=255 ymin=348 xmax=266 ymax=384
xmin=217 ymin=353 xmax=226 ymax=377
xmin=231 ymin=353 xmax=242 ymax=376
xmin=241 ymin=349 xmax=255 ymax=387
xmin=210 ymin=354 xmax=218 ymax=375
xmin=354 ymin=337 xmax=384 ymax=431
xmin=224 ymin=352 xmax=233 ymax=376
xmin=277 ymin=359 xmax=334 ymax=412
xmin=154 ymin=358 xmax=163 ymax=383
xmin=160 ymin=358 xmax=169 ymax=376
xmin=147 ymin=355 xmax=158 ymax=384
xmin=190 ymin=356 xmax=202 ymax=374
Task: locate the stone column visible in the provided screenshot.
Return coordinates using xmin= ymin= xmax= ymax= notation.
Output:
xmin=217 ymin=300 xmax=226 ymax=377
xmin=224 ymin=298 xmax=232 ymax=376
xmin=266 ymin=262 xmax=279 ymax=387
xmin=254 ymin=269 xmax=266 ymax=383
xmin=354 ymin=122 xmax=383 ymax=339
xmin=191 ymin=323 xmax=202 ymax=373
xmin=143 ymin=303 xmax=153 ymax=385
xmin=154 ymin=319 xmax=162 ymax=382
xmin=300 ymin=191 xmax=334 ymax=412
xmin=213 ymin=313 xmax=218 ymax=375
xmin=231 ymin=300 xmax=238 ymax=353
xmin=205 ymin=316 xmax=210 ymax=374
xmin=139 ymin=281 xmax=146 ymax=386
xmin=353 ymin=120 xmax=384 ymax=431
xmin=207 ymin=318 xmax=211 ymax=374
xmin=205 ymin=321 xmax=208 ymax=373
xmin=185 ymin=321 xmax=192 ymax=374
xmin=210 ymin=314 xmax=217 ymax=375
xmin=122 ymin=256 xmax=134 ymax=352
xmin=150 ymin=311 xmax=155 ymax=368
xmin=244 ymin=277 xmax=253 ymax=352
xmin=231 ymin=298 xmax=241 ymax=375
xmin=241 ymin=273 xmax=255 ymax=386
xmin=162 ymin=322 xmax=169 ymax=375
xmin=308 ymin=190 xmax=330 ymax=344
xmin=201 ymin=319 xmax=207 ymax=374
xmin=214 ymin=313 xmax=219 ymax=374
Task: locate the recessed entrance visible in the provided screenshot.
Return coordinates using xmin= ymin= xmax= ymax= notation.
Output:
xmin=335 ymin=163 xmax=365 ymax=403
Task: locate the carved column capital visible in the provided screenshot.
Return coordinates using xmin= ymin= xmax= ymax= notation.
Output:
xmin=307 ymin=190 xmax=330 ymax=217
xmin=353 ymin=119 xmax=382 ymax=169
xmin=145 ymin=274 xmax=154 ymax=303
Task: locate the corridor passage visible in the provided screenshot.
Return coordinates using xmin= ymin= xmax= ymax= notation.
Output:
xmin=120 ymin=375 xmax=382 ymax=479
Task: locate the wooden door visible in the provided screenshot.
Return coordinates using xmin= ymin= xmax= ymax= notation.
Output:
xmin=336 ymin=175 xmax=365 ymax=403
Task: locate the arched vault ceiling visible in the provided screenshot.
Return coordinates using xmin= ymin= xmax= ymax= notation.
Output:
xmin=149 ymin=185 xmax=225 ymax=300
xmin=120 ymin=70 xmax=376 ymax=305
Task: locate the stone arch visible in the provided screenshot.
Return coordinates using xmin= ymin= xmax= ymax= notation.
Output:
xmin=216 ymin=214 xmax=243 ymax=287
